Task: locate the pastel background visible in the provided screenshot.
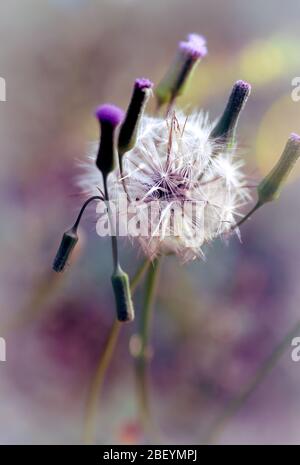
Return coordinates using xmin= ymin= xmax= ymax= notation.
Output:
xmin=0 ymin=0 xmax=300 ymax=444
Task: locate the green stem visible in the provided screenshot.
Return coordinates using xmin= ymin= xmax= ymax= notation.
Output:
xmin=83 ymin=319 xmax=121 ymax=445
xmin=204 ymin=318 xmax=300 ymax=444
xmin=231 ymin=201 xmax=261 ymax=231
xmin=130 ymin=259 xmax=151 ymax=293
xmin=73 ymin=195 xmax=103 ymax=229
xmin=135 ymin=258 xmax=161 ymax=440
xmin=103 ymin=174 xmax=119 ymax=271
xmin=82 ymin=258 xmax=150 ymax=445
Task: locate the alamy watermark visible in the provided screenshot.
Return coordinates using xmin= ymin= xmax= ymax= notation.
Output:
xmin=0 ymin=337 xmax=6 ymax=362
xmin=0 ymin=76 xmax=6 ymax=361
xmin=291 ymin=77 xmax=300 ymax=102
xmin=95 ymin=193 xmax=206 ymax=246
xmin=291 ymin=337 xmax=300 ymax=362
xmin=0 ymin=76 xmax=6 ymax=102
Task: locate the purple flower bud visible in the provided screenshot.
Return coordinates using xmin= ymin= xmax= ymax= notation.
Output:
xmin=290 ymin=132 xmax=300 ymax=143
xmin=258 ymin=133 xmax=300 ymax=204
xmin=134 ymin=78 xmax=153 ymax=90
xmin=179 ymin=34 xmax=207 ymax=60
xmin=94 ymin=103 xmax=124 ymax=127
xmin=95 ymin=104 xmax=124 ymax=176
xmin=210 ymin=80 xmax=251 ymax=142
xmin=118 ymin=78 xmax=153 ymax=156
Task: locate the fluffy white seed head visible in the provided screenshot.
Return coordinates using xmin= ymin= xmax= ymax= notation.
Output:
xmin=79 ymin=110 xmax=251 ymax=262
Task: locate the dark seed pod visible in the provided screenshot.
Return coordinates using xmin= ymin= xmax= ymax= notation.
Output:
xmin=258 ymin=133 xmax=300 ymax=204
xmin=210 ymin=80 xmax=251 ymax=143
xmin=53 ymin=227 xmax=78 ymax=272
xmin=118 ymin=78 xmax=153 ymax=157
xmin=111 ymin=266 xmax=135 ymax=322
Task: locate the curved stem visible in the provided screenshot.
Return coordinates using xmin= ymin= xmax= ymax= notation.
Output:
xmin=130 ymin=259 xmax=151 ymax=293
xmin=83 ymin=258 xmax=150 ymax=445
xmin=204 ymin=318 xmax=300 ymax=444
xmin=135 ymin=258 xmax=161 ymax=440
xmin=231 ymin=201 xmax=261 ymax=231
xmin=73 ymin=195 xmax=103 ymax=229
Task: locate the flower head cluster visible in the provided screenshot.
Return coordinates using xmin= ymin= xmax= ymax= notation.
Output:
xmin=77 ymin=34 xmax=255 ymax=261
xmin=54 ymin=32 xmax=300 ymax=321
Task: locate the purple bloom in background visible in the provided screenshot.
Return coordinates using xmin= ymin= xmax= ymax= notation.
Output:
xmin=155 ymin=33 xmax=207 ymax=107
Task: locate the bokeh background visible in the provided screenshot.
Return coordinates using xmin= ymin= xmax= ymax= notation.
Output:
xmin=1 ymin=0 xmax=300 ymax=445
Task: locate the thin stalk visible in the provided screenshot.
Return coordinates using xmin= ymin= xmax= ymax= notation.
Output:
xmin=119 ymin=158 xmax=131 ymax=202
xmin=73 ymin=195 xmax=103 ymax=229
xmin=83 ymin=258 xmax=150 ymax=445
xmin=204 ymin=318 xmax=300 ymax=444
xmin=83 ymin=319 xmax=121 ymax=445
xmin=103 ymin=174 xmax=119 ymax=271
xmin=130 ymin=258 xmax=151 ymax=293
xmin=231 ymin=201 xmax=261 ymax=231
xmin=135 ymin=258 xmax=161 ymax=440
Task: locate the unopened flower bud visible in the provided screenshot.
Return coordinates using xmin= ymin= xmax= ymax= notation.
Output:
xmin=111 ymin=266 xmax=135 ymax=322
xmin=53 ymin=226 xmax=78 ymax=272
xmin=155 ymin=33 xmax=207 ymax=108
xmin=257 ymin=133 xmax=300 ymax=204
xmin=118 ymin=78 xmax=153 ymax=156
xmin=94 ymin=104 xmax=124 ymax=176
xmin=210 ymin=80 xmax=251 ymax=143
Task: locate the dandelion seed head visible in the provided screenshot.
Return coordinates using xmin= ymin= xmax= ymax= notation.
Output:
xmin=79 ymin=109 xmax=250 ymax=262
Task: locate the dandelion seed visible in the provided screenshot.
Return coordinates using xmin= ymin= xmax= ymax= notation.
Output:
xmin=80 ymin=109 xmax=250 ymax=262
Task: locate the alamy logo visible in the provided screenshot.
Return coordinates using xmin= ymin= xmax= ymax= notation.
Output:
xmin=95 ymin=193 xmax=205 ymax=247
xmin=291 ymin=336 xmax=300 ymax=362
xmin=291 ymin=77 xmax=300 ymax=102
xmin=0 ymin=77 xmax=6 ymax=102
xmin=0 ymin=337 xmax=6 ymax=362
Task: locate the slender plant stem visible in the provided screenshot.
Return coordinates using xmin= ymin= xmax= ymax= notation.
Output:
xmin=83 ymin=319 xmax=121 ymax=445
xmin=204 ymin=318 xmax=300 ymax=444
xmin=103 ymin=174 xmax=119 ymax=271
xmin=135 ymin=258 xmax=161 ymax=440
xmin=83 ymin=258 xmax=150 ymax=445
xmin=231 ymin=201 xmax=261 ymax=231
xmin=166 ymin=99 xmax=175 ymax=118
xmin=73 ymin=195 xmax=104 ymax=229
